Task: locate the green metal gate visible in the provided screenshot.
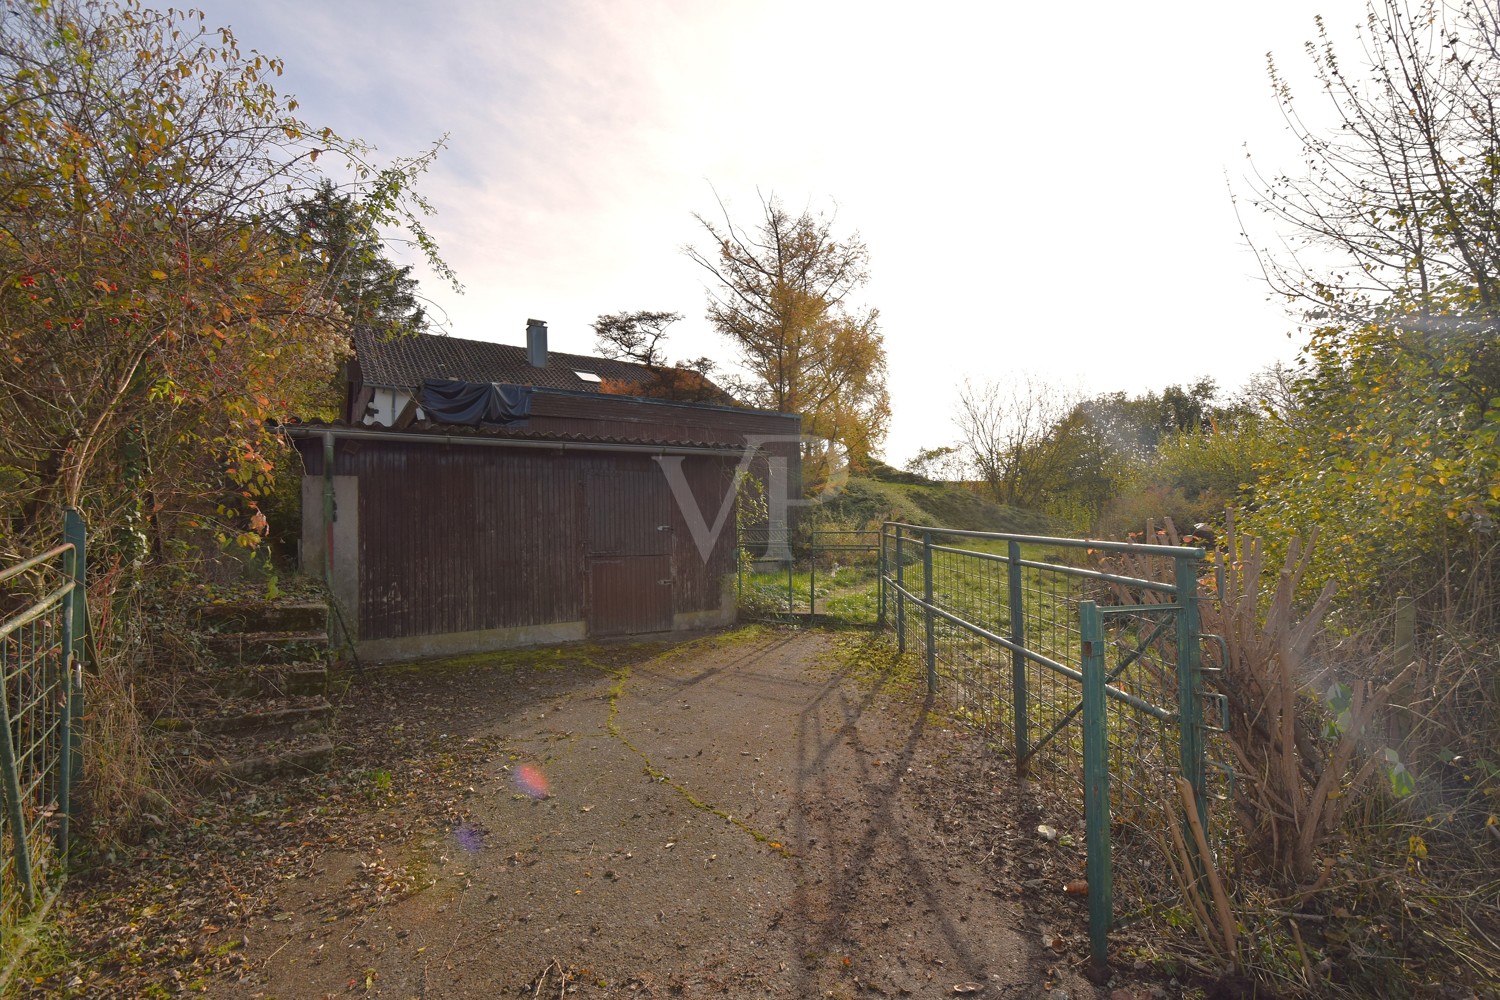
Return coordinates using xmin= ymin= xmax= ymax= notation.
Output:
xmin=737 ymin=528 xmax=882 ymax=624
xmin=878 ymin=521 xmax=1222 ymax=976
xmin=1 ymin=509 xmax=87 ymax=955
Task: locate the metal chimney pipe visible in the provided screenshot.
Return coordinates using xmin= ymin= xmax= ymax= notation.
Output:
xmin=526 ymin=318 xmax=548 ymax=368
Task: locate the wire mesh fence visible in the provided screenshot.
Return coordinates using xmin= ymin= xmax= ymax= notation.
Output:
xmin=1 ymin=510 xmax=86 ymax=957
xmin=878 ymin=521 xmax=1220 ymax=975
xmin=736 ymin=528 xmax=882 ymax=625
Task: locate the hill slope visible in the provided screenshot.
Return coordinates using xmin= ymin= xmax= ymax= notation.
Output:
xmin=809 ymin=463 xmax=1053 ymax=534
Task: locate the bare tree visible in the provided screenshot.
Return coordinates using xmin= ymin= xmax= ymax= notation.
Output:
xmin=1234 ymin=361 xmax=1306 ymax=425
xmin=1244 ymin=1 xmax=1500 ymax=346
xmin=954 ymin=376 xmax=1079 ymax=509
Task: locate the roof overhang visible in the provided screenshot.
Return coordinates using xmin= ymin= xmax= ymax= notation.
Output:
xmin=280 ymin=422 xmax=752 ymax=459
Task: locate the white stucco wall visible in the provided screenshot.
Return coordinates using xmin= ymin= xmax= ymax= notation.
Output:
xmin=364 ymin=388 xmax=419 ymax=427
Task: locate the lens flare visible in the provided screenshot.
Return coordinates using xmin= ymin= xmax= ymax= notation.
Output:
xmin=453 ymin=822 xmax=485 ymax=852
xmin=513 ymin=763 xmax=550 ymax=800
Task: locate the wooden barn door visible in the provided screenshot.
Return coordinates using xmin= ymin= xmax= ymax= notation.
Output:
xmin=584 ymin=467 xmax=674 ymax=636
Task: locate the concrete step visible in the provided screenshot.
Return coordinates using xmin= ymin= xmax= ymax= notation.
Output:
xmin=204 ymin=630 xmax=328 ymax=666
xmin=198 ymin=697 xmax=333 ymax=737
xmin=155 ymin=695 xmax=333 ymax=739
xmin=195 ymin=600 xmax=329 ymax=634
xmin=200 ymin=732 xmax=337 ymax=785
xmin=205 ymin=663 xmax=328 ymax=700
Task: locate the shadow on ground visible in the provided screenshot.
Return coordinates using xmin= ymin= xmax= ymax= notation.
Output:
xmin=25 ymin=627 xmax=1104 ymax=1000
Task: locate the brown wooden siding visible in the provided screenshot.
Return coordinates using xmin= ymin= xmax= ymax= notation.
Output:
xmin=352 ymin=442 xmax=584 ymax=640
xmin=313 ymin=440 xmax=745 ymax=642
xmin=668 ymin=457 xmax=737 ymax=614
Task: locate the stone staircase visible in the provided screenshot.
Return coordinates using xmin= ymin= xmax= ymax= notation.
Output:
xmin=169 ymin=599 xmax=338 ymax=784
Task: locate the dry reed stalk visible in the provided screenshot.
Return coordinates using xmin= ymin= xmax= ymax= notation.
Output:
xmin=1209 ymin=511 xmax=1419 ymax=884
xmin=1177 ymin=776 xmax=1239 ymax=960
xmin=1286 ymin=916 xmax=1313 ymax=986
xmin=1153 ymin=789 xmax=1224 ymax=961
xmin=1096 ymin=514 xmax=1420 ymax=884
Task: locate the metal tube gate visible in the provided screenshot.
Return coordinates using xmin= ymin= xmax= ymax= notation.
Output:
xmin=877 ymin=521 xmax=1217 ymax=978
xmin=1 ymin=509 xmax=88 ymax=953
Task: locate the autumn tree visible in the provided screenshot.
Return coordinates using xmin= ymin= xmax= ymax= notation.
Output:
xmin=1241 ymin=0 xmax=1500 ymax=617
xmin=0 ymin=0 xmax=450 ymax=563
xmin=685 ymin=192 xmax=890 ymax=470
xmin=1222 ymin=10 xmax=1500 ymax=986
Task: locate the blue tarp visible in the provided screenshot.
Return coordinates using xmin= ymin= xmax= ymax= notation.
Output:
xmin=419 ymin=379 xmax=532 ymax=427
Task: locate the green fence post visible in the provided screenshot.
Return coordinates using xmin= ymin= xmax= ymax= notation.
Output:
xmin=895 ymin=526 xmax=906 ymax=654
xmin=786 ymin=558 xmax=794 ymax=616
xmin=322 ymin=432 xmax=336 ymax=585
xmin=1080 ymin=600 xmax=1113 ymax=981
xmin=58 ymin=554 xmax=76 ymax=858
xmin=877 ymin=526 xmax=887 ymax=629
xmin=809 ymin=535 xmax=817 ymax=618
xmin=1175 ymin=554 xmax=1207 ymax=830
xmin=63 ymin=507 xmax=86 ymax=831
xmin=64 ymin=507 xmax=86 ymax=657
xmin=1008 ymin=539 xmax=1028 ymax=765
xmin=922 ymin=530 xmax=936 ymax=692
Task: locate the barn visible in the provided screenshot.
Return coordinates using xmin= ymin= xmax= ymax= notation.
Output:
xmin=286 ymin=321 xmax=801 ymax=661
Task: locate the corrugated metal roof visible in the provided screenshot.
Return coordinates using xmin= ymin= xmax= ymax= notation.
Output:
xmin=352 ymin=328 xmax=704 ymax=395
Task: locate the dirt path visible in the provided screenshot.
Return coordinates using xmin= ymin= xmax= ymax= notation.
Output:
xmin=206 ymin=629 xmax=1096 ymax=999
xmin=25 ymin=627 xmax=1110 ymax=999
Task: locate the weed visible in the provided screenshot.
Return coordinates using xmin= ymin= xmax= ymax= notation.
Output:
xmin=1 ymin=916 xmax=73 ymax=995
xmin=365 ymin=769 xmax=393 ymax=801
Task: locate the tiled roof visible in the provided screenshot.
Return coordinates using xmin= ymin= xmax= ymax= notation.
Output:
xmin=352 ymin=328 xmax=682 ymax=394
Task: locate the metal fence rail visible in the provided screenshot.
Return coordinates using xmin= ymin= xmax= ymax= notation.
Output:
xmin=1 ymin=509 xmax=87 ymax=955
xmin=877 ymin=521 xmax=1217 ymax=976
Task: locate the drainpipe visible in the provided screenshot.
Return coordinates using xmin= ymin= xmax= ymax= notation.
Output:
xmin=322 ymin=431 xmax=335 ymax=587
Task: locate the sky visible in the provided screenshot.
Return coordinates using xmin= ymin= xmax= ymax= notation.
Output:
xmin=189 ymin=0 xmax=1360 ymax=466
